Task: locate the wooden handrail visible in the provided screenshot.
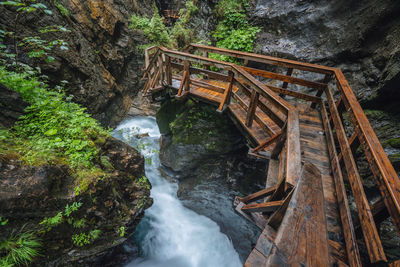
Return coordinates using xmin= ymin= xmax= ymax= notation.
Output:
xmin=190 ymin=43 xmax=336 ymax=75
xmin=334 ymin=69 xmax=400 ymax=234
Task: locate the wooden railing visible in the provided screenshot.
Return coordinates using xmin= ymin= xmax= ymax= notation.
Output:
xmin=143 ymin=46 xmax=302 ymax=187
xmin=142 ymin=44 xmax=400 ymax=266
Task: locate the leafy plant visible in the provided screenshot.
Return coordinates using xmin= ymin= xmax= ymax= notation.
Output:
xmin=64 ymin=202 xmax=82 ymax=217
xmin=118 ymin=226 xmax=125 ymax=237
xmin=53 ymin=0 xmax=69 ymax=16
xmin=0 ymin=67 xmax=110 ymax=183
xmin=211 ymin=0 xmax=260 ymax=63
xmin=0 ymin=0 xmax=69 ymax=65
xmin=72 ymin=230 xmax=101 ymax=247
xmin=0 ymin=229 xmax=41 ymax=266
xmin=130 ymin=1 xmax=198 ymax=49
xmin=39 ymin=211 xmax=62 ymax=231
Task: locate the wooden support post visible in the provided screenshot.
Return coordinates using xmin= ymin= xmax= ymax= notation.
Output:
xmin=279 ymin=68 xmax=293 ymax=98
xmin=217 ymin=71 xmax=234 ymax=112
xmin=245 ymin=89 xmax=259 ymax=127
xmin=158 ymin=55 xmax=164 ymax=86
xmin=176 ymin=72 xmax=187 ymax=97
xmin=202 ymin=51 xmax=210 ymax=72
xmin=165 ymin=55 xmax=172 ymax=86
xmin=326 ymin=88 xmax=387 ymax=263
xmin=184 ymin=60 xmax=190 ymax=92
xmin=311 ymin=73 xmax=332 ymax=108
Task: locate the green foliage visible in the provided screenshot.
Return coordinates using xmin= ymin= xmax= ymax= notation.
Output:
xmin=0 ymin=0 xmax=69 ymax=65
xmin=130 ymin=1 xmax=198 ymax=49
xmin=39 ymin=212 xmax=63 ymax=231
xmin=130 ymin=6 xmax=171 ymax=47
xmin=0 ymin=217 xmax=8 ymax=226
xmin=0 ymin=229 xmax=41 ymax=266
xmin=72 ymin=230 xmax=101 ymax=247
xmin=137 ymin=175 xmax=150 ymax=190
xmin=0 ymin=67 xmax=110 ymax=177
xmin=64 ymin=202 xmax=82 ymax=217
xmin=53 ymin=0 xmax=69 ymax=16
xmin=118 ymin=226 xmax=125 ymax=237
xmin=211 ymin=0 xmax=260 ymax=63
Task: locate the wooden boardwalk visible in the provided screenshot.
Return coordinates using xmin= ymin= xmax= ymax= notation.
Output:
xmin=142 ymin=44 xmax=400 ymax=266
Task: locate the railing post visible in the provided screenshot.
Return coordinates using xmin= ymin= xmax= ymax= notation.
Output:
xmin=158 ymin=54 xmax=164 ymax=86
xmin=245 ymin=89 xmax=259 ymax=127
xmin=217 ymin=71 xmax=234 ymax=112
xmin=165 ymin=55 xmax=172 ymax=86
xmin=184 ymin=60 xmax=190 ymax=92
xmin=279 ymin=68 xmax=293 ymax=98
xmin=311 ymin=73 xmax=331 ymax=108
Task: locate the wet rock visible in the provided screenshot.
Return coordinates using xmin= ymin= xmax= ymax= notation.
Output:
xmin=0 ymin=0 xmax=155 ymax=127
xmin=0 ymin=137 xmax=152 ymax=266
xmin=0 ymin=83 xmax=29 ymax=128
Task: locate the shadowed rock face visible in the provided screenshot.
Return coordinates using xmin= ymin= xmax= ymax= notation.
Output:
xmin=252 ymin=0 xmax=400 ymax=110
xmin=0 ymin=0 xmax=154 ymax=127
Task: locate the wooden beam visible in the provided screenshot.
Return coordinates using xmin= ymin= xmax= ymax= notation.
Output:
xmin=190 ymin=43 xmax=335 ymax=75
xmin=165 ymin=56 xmax=172 ymax=86
xmin=321 ymin=101 xmax=362 ymax=267
xmin=335 ymin=71 xmax=400 ymax=235
xmin=190 ymin=80 xmax=225 ymax=94
xmin=326 ymin=87 xmax=386 ymax=263
xmin=338 ymin=132 xmax=360 ymax=162
xmin=241 ymin=66 xmax=327 ymax=90
xmin=235 ymin=80 xmax=286 ymax=128
xmin=176 ymin=71 xmax=187 ymax=97
xmin=171 ymin=62 xmax=230 ymax=82
xmin=265 ymin=162 xmax=331 ymax=267
xmin=218 ymin=71 xmax=234 ymax=112
xmin=245 ymin=89 xmax=259 ymax=127
xmin=286 ymin=110 xmax=302 ymax=186
xmin=267 ymin=84 xmax=321 ymax=103
xmin=252 ymin=132 xmax=282 ymax=153
xmin=242 ymin=200 xmax=284 ymax=213
xmin=239 ymin=186 xmax=279 ymax=203
xmin=311 ymin=73 xmax=331 ymax=108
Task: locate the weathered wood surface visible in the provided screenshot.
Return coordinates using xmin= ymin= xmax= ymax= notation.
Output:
xmin=245 ymin=162 xmax=331 ymax=267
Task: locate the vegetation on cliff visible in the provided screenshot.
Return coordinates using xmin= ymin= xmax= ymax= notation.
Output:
xmin=130 ymin=1 xmax=198 ymax=49
xmin=0 ymin=1 xmax=151 ymax=266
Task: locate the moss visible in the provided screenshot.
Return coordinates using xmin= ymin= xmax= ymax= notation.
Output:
xmin=156 ymin=99 xmax=187 ymax=134
xmin=385 ymin=138 xmax=400 ymax=149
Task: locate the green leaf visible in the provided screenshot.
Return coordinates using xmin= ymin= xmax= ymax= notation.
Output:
xmin=44 ymin=9 xmax=52 ymax=15
xmin=44 ymin=129 xmax=57 ymax=136
xmin=46 ymin=56 xmax=55 ymax=62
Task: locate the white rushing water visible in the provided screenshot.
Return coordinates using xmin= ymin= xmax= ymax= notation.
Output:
xmin=113 ymin=116 xmax=242 ymax=267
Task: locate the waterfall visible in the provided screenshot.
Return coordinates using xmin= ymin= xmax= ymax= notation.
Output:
xmin=113 ymin=116 xmax=242 ymax=267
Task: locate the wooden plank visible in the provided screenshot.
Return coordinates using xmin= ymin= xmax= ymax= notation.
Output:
xmin=245 ymin=89 xmax=259 ymax=127
xmin=242 ymin=66 xmax=327 ymax=90
xmin=142 ymin=48 xmax=160 ymax=78
xmin=338 ymin=132 xmax=360 ymax=162
xmin=286 ymin=110 xmax=302 ymax=186
xmin=267 ymin=187 xmax=294 ymax=229
xmin=242 ymin=200 xmax=284 ymax=213
xmin=176 ymin=71 xmax=187 ymax=97
xmin=235 ymin=200 xmax=268 ymax=230
xmin=239 ymin=185 xmax=278 ymax=203
xmin=326 ymin=87 xmax=386 ymax=263
xmin=335 ymin=69 xmax=400 ymax=236
xmin=389 ymin=260 xmax=400 ymax=267
xmin=321 ymin=101 xmax=362 ymax=267
xmin=165 ymin=55 xmax=172 ymax=86
xmin=190 ymin=43 xmax=335 ymax=75
xmin=265 ymin=162 xmax=331 ymax=266
xmin=218 ymin=71 xmax=234 ymax=111
xmin=244 ymin=248 xmax=267 ymax=267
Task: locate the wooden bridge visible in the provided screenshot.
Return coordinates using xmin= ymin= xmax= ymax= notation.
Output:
xmin=141 ymin=44 xmax=400 ymax=266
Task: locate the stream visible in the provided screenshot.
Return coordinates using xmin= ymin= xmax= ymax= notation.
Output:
xmin=113 ymin=116 xmax=244 ymax=267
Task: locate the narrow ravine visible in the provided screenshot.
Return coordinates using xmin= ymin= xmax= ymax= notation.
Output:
xmin=113 ymin=116 xmax=242 ymax=267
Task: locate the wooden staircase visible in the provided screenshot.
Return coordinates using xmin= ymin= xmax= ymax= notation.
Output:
xmin=142 ymin=44 xmax=400 ymax=266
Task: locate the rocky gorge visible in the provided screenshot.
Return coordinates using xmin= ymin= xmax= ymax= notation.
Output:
xmin=1 ymin=0 xmax=400 ymax=265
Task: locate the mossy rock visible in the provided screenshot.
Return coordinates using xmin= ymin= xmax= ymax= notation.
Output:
xmin=156 ymin=99 xmax=188 ymax=135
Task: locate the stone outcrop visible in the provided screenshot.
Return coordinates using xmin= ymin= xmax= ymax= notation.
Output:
xmin=0 ymin=137 xmax=152 ymax=266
